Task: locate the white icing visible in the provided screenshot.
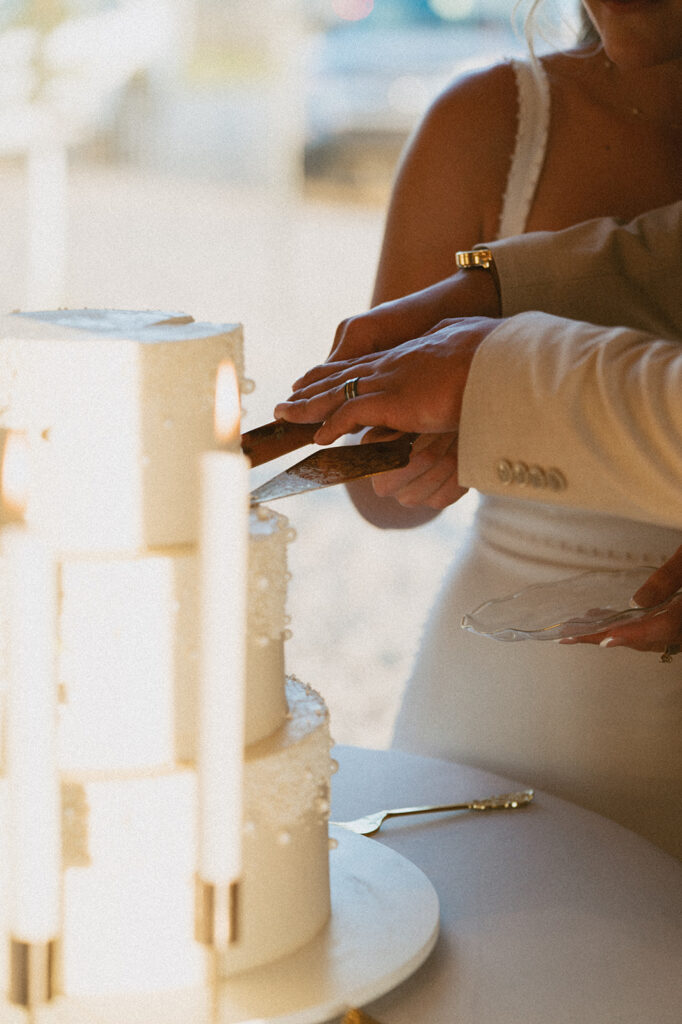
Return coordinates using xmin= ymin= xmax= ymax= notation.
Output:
xmin=220 ymin=679 xmax=332 ymax=977
xmin=0 ymin=311 xmax=243 ymax=553
xmin=57 ymin=549 xmax=196 ymax=771
xmin=247 ymin=505 xmax=289 ymax=641
xmin=0 ymin=680 xmax=331 ymax=996
xmin=0 ymin=515 xmax=291 ymax=771
xmin=244 ymin=678 xmax=331 ymax=832
xmin=0 ymin=310 xmax=333 ymax=1007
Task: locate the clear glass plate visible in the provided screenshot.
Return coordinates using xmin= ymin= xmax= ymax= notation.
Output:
xmin=461 ymin=566 xmax=666 ymax=642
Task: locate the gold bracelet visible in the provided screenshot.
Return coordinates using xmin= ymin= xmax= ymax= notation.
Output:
xmin=455 ymin=247 xmax=501 ymax=300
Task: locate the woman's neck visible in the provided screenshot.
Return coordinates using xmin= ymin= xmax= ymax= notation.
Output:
xmin=568 ymin=46 xmax=682 ymax=131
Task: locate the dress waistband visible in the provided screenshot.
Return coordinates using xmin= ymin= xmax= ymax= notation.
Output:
xmin=475 ymin=495 xmax=682 ymax=571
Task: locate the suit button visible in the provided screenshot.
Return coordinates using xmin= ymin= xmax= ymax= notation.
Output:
xmin=528 ymin=465 xmax=547 ymax=488
xmin=512 ymin=461 xmax=529 ymax=485
xmin=496 ymin=459 xmax=513 ymax=484
xmin=546 ymin=467 xmax=567 ymax=491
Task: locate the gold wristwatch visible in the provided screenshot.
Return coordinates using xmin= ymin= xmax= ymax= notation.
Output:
xmin=455 ymin=248 xmax=500 ymax=297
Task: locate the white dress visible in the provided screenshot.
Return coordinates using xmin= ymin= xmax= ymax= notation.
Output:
xmin=392 ymin=60 xmax=682 ymax=859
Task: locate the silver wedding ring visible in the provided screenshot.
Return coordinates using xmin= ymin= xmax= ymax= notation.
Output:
xmin=344 ymin=377 xmax=360 ymax=401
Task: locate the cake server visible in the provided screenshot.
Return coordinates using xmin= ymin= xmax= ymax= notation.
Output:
xmin=332 ymin=790 xmax=534 ymax=836
xmin=241 ymin=419 xmax=322 ymax=468
xmin=249 ymin=433 xmax=415 ymax=505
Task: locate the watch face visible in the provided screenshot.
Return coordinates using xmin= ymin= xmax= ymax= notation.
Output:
xmin=456 ymin=249 xmax=494 ymax=270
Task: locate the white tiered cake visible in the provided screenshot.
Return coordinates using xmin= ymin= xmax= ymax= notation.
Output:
xmin=0 ymin=310 xmax=333 ymax=1010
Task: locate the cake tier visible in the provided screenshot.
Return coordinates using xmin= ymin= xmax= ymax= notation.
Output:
xmin=0 ymin=678 xmax=332 ymax=999
xmin=0 ymin=507 xmax=291 ymax=773
xmin=219 ymin=677 xmax=332 ymax=977
xmin=0 ymin=310 xmax=243 ymax=553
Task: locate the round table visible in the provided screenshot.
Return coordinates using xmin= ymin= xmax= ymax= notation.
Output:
xmin=329 ymin=745 xmax=682 ymax=1024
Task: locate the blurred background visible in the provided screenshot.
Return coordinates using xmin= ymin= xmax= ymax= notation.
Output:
xmin=0 ymin=0 xmax=581 ymax=746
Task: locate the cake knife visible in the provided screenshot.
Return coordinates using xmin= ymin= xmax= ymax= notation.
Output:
xmin=249 ymin=433 xmax=415 ymax=505
xmin=240 ymin=419 xmax=322 ymax=468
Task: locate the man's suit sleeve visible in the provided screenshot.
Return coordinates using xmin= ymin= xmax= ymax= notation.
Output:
xmin=457 ymin=202 xmax=682 ymax=527
xmin=490 ymin=201 xmax=682 ymax=338
xmin=458 ymin=312 xmax=682 ymax=528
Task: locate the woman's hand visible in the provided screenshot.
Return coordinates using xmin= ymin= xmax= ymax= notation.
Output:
xmin=560 ymin=545 xmax=682 ymax=655
xmin=328 ymin=268 xmax=501 ymax=362
xmin=275 ymin=316 xmax=501 ymax=445
xmin=363 ymin=429 xmax=467 ymax=509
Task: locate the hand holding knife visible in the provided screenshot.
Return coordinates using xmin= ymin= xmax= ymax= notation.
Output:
xmin=240 ymin=420 xmax=322 ymax=468
xmin=241 ymin=419 xmax=415 ymax=504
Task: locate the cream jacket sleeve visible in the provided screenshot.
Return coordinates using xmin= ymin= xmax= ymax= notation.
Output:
xmin=457 ymin=203 xmax=682 ymax=528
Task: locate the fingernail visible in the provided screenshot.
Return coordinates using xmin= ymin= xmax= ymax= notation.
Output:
xmin=273 ymin=404 xmax=287 ymax=417
xmin=629 ymin=597 xmax=644 ymax=609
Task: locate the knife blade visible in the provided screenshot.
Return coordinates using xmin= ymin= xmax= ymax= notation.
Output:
xmin=240 ymin=419 xmax=322 ymax=468
xmin=250 ymin=434 xmax=415 ymax=505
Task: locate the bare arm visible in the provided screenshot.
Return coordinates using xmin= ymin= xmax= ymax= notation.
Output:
xmin=342 ymin=64 xmax=516 ymax=528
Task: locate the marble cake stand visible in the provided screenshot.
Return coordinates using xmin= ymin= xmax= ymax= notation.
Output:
xmin=39 ymin=826 xmax=439 ymax=1024
xmin=215 ymin=825 xmax=440 ymax=1023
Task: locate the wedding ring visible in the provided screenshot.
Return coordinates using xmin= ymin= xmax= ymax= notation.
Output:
xmin=660 ymin=644 xmax=681 ymax=663
xmin=344 ymin=377 xmax=360 ymax=401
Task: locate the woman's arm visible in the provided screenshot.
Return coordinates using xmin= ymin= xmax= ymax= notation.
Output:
xmin=340 ymin=63 xmax=517 ymax=528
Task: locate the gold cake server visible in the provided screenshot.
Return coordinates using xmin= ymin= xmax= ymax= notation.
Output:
xmin=332 ymin=790 xmax=534 ymax=836
xmin=249 ymin=434 xmax=415 ymax=505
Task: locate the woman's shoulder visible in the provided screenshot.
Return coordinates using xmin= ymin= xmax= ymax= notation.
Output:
xmin=426 ymin=60 xmax=520 ymax=130
xmin=412 ymin=61 xmax=520 ymax=181
xmin=377 ymin=60 xmax=527 ymax=291
xmin=407 ymin=62 xmax=520 ymax=237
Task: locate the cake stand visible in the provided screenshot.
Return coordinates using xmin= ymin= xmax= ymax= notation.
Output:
xmin=43 ymin=826 xmax=439 ymax=1024
xmin=214 ymin=825 xmax=440 ymax=1022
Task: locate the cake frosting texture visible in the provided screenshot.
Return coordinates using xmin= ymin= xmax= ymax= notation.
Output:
xmin=0 ymin=310 xmax=333 ymax=1007
xmin=0 ymin=309 xmax=243 ymax=552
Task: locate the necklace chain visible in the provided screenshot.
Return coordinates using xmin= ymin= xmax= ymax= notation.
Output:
xmin=603 ymin=58 xmax=682 ymax=132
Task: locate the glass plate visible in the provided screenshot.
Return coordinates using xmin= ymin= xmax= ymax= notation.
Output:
xmin=460 ymin=566 xmax=667 ymax=642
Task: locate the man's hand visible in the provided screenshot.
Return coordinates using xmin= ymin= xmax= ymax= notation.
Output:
xmin=276 ymin=316 xmax=500 ymax=446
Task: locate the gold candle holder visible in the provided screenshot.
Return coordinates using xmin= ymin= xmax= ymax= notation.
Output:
xmin=9 ymin=937 xmax=60 ymax=1008
xmin=342 ymin=1011 xmax=384 ymax=1024
xmin=194 ymin=877 xmax=240 ymax=949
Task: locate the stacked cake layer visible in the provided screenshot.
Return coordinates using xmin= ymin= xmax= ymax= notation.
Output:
xmin=0 ymin=310 xmax=333 ymax=1001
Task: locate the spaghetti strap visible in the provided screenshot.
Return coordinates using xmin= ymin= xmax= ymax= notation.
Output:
xmin=497 ymin=59 xmax=551 ymax=239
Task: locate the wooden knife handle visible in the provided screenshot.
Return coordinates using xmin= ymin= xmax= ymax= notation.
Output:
xmin=240 ymin=420 xmax=322 ymax=468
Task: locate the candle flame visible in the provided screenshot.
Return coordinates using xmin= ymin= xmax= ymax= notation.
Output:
xmin=1 ymin=432 xmax=29 ymax=518
xmin=214 ymin=362 xmax=241 ymax=447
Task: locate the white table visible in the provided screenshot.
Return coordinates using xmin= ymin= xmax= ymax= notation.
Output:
xmin=330 ymin=746 xmax=682 ymax=1024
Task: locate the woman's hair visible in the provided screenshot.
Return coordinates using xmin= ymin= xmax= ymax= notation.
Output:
xmin=576 ymin=5 xmax=601 ymax=47
xmin=518 ymin=1 xmax=601 ymax=55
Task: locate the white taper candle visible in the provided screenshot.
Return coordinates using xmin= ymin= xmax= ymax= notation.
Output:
xmin=198 ymin=363 xmax=249 ymax=885
xmin=3 ymin=434 xmax=60 ymax=942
